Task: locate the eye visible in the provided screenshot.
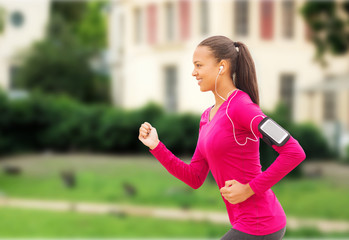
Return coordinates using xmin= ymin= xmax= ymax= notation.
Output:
xmin=196 ymin=64 xmax=202 ymax=67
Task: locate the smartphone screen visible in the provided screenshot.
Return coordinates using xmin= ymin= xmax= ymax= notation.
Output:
xmin=259 ymin=119 xmax=289 ymax=144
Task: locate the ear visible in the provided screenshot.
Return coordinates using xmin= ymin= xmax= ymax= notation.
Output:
xmin=218 ymin=60 xmax=229 ymax=75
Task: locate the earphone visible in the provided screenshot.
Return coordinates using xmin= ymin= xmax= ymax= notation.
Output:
xmin=215 ymin=66 xmax=226 ymax=101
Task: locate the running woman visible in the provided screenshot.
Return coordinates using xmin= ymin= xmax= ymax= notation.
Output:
xmin=139 ymin=35 xmax=306 ymax=240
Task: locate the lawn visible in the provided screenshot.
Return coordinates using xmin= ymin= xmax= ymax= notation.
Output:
xmin=0 ymin=207 xmax=349 ymax=238
xmin=0 ymin=206 xmax=228 ymax=238
xmin=0 ymin=154 xmax=349 ymax=238
xmin=0 ymin=154 xmax=348 ymax=221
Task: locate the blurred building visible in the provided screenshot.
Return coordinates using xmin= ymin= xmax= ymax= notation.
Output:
xmin=108 ymin=0 xmax=349 ymax=157
xmin=0 ymin=0 xmax=50 ymax=98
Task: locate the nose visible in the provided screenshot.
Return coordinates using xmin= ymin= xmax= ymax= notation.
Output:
xmin=192 ymin=69 xmax=197 ymax=77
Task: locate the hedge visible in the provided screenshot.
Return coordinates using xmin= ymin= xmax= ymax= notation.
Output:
xmin=0 ymin=91 xmax=333 ymax=173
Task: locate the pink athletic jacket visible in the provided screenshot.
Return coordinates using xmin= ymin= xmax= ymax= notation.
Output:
xmin=149 ymin=89 xmax=306 ymax=235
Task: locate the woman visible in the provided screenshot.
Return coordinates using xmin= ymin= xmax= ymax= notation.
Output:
xmin=138 ymin=35 xmax=306 ymax=240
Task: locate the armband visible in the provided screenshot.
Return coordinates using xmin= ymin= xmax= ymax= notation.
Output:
xmin=258 ymin=117 xmax=290 ymax=147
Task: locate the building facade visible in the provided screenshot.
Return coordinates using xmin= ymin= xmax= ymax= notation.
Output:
xmin=109 ymin=0 xmax=349 ymax=156
xmin=0 ymin=0 xmax=50 ymax=96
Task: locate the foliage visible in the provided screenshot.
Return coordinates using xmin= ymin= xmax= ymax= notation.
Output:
xmin=0 ymin=92 xmax=165 ymax=155
xmin=300 ymin=1 xmax=349 ymax=67
xmin=51 ymin=1 xmax=87 ymax=23
xmin=75 ymin=1 xmax=108 ymax=50
xmin=290 ymin=121 xmax=333 ymax=160
xmin=12 ymin=1 xmax=110 ymax=104
xmin=13 ymin=44 xmax=100 ymax=104
xmin=155 ymin=112 xmax=200 ymax=155
xmin=342 ymin=144 xmax=349 ymax=164
xmin=0 ymin=91 xmax=333 ymax=171
xmin=51 ymin=1 xmax=107 ymax=50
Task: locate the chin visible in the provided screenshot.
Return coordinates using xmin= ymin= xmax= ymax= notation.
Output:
xmin=199 ymin=85 xmax=211 ymax=92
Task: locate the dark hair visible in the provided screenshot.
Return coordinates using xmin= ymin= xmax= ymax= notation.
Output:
xmin=198 ymin=35 xmax=260 ymax=106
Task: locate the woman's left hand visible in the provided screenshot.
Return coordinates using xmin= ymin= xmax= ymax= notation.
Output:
xmin=220 ymin=180 xmax=255 ymax=204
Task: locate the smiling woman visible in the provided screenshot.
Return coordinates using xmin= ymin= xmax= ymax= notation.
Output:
xmin=139 ymin=35 xmax=306 ymax=240
xmin=192 ymin=45 xmax=237 ymax=102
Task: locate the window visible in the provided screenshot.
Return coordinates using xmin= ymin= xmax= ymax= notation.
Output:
xmin=147 ymin=4 xmax=157 ymax=44
xmin=280 ymin=73 xmax=295 ymax=119
xmin=323 ymin=90 xmax=336 ymax=121
xmin=0 ymin=7 xmax=5 ymax=33
xmin=235 ymin=0 xmax=249 ymax=36
xmin=305 ymin=22 xmax=314 ymax=42
xmin=134 ymin=7 xmax=142 ymax=44
xmin=179 ymin=0 xmax=190 ymax=40
xmin=164 ymin=66 xmax=178 ymax=112
xmin=9 ymin=65 xmax=20 ymax=89
xmin=200 ymin=0 xmax=209 ymax=35
xmin=8 ymin=65 xmax=28 ymax=99
xmin=165 ymin=2 xmax=175 ymax=41
xmin=260 ymin=0 xmax=274 ymax=40
xmin=282 ymin=0 xmax=294 ymax=39
xmin=10 ymin=11 xmax=24 ymax=28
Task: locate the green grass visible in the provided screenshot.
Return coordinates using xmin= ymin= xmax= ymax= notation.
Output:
xmin=0 ymin=154 xmax=349 ymax=221
xmin=0 ymin=207 xmax=229 ymax=238
xmin=0 ymin=208 xmax=349 ymax=239
xmin=1 ymin=154 xmax=349 ymax=238
xmin=0 ymin=207 xmax=349 ymax=238
xmin=275 ymin=178 xmax=349 ymax=220
xmin=0 ymin=154 xmax=226 ymax=211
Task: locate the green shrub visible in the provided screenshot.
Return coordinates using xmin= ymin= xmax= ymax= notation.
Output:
xmin=341 ymin=144 xmax=349 ymax=164
xmin=0 ymin=90 xmax=335 ymax=169
xmin=155 ymin=112 xmax=200 ymax=155
xmin=290 ymin=121 xmax=333 ymax=160
xmin=0 ymin=91 xmax=47 ymax=154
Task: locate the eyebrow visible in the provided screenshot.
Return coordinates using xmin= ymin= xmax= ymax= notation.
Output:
xmin=193 ymin=61 xmax=201 ymax=64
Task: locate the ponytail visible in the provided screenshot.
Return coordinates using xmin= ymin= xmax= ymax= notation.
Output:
xmin=234 ymin=41 xmax=260 ymax=106
xmin=198 ymin=36 xmax=260 ymax=106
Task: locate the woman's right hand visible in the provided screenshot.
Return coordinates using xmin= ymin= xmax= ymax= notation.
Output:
xmin=138 ymin=122 xmax=160 ymax=150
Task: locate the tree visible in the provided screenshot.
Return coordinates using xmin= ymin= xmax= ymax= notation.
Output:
xmin=75 ymin=1 xmax=108 ymax=50
xmin=52 ymin=0 xmax=107 ymax=50
xmin=300 ymin=1 xmax=349 ymax=67
xmin=12 ymin=1 xmax=110 ymax=104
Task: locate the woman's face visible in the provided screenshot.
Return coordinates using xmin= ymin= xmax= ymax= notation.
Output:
xmin=192 ymin=46 xmax=220 ymax=92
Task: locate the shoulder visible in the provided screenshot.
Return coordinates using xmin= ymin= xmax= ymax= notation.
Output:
xmin=227 ymin=90 xmax=264 ymax=124
xmin=236 ymin=90 xmax=254 ymax=105
xmin=227 ymin=90 xmax=253 ymax=113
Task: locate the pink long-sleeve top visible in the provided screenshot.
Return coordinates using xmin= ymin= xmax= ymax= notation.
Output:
xmin=149 ymin=89 xmax=306 ymax=236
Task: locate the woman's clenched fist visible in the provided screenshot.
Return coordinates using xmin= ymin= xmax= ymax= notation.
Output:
xmin=138 ymin=122 xmax=160 ymax=150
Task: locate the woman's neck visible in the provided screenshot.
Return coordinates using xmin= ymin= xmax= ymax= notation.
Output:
xmin=212 ymin=74 xmax=237 ymax=107
xmin=213 ymin=87 xmax=238 ymax=107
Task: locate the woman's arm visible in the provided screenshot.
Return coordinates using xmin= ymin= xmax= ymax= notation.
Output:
xmin=233 ymin=94 xmax=306 ymax=195
xmin=140 ymin=111 xmax=210 ymax=190
xmin=149 ymin=140 xmax=209 ymax=189
xmin=248 ymin=136 xmax=306 ymax=195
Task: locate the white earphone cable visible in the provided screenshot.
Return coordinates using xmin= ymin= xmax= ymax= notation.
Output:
xmin=225 ymin=90 xmax=265 ymax=146
xmin=215 ymin=68 xmax=226 ymax=101
xmin=214 ymin=68 xmax=265 ymax=146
